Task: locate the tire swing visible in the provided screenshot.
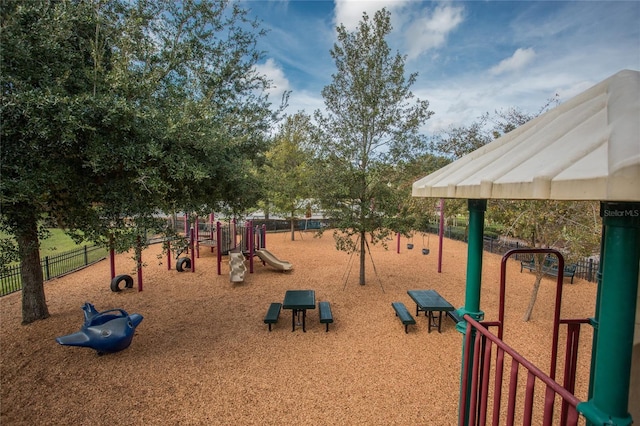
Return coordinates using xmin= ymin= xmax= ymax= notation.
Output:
xmin=176 ymin=257 xmax=191 ymax=272
xmin=421 ymin=233 xmax=430 ymax=255
xmin=110 ymin=274 xmax=134 ymax=292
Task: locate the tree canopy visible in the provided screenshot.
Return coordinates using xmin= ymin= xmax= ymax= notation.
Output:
xmin=1 ymin=0 xmax=280 ymax=323
xmin=312 ymin=8 xmax=433 ymax=285
xmin=263 ymin=112 xmax=314 ymax=240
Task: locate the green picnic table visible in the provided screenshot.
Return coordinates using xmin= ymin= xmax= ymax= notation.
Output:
xmin=407 ymin=289 xmax=454 ymax=333
xmin=283 ymin=290 xmax=316 ymax=332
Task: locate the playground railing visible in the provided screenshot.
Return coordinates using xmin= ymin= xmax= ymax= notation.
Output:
xmin=459 ymin=315 xmax=595 ymax=425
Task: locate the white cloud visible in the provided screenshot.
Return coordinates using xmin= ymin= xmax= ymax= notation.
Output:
xmin=331 ymin=2 xmax=464 ymax=60
xmin=333 ymin=0 xmax=410 ymax=31
xmin=285 ymin=90 xmax=326 ymax=118
xmin=403 ymin=4 xmax=465 ymax=60
xmin=489 ymin=48 xmax=537 ymax=76
xmin=255 ymin=58 xmax=291 ymax=102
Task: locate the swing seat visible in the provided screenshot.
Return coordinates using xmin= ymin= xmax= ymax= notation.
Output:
xmin=421 ymin=233 xmax=431 ymax=255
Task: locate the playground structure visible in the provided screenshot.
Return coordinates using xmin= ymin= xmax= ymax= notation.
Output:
xmin=55 ymin=302 xmax=143 ymax=355
xmin=106 ymin=214 xmax=290 ymax=286
xmin=165 ymin=215 xmax=289 ymax=278
xmin=215 ymin=219 xmax=267 ymax=276
xmin=228 ymin=252 xmax=247 ymax=282
xmin=255 ymin=249 xmax=293 ymax=271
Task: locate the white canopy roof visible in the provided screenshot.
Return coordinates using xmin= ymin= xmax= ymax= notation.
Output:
xmin=412 ymin=69 xmax=640 ymax=201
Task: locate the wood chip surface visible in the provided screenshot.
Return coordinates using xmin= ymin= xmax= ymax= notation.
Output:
xmin=0 ymin=232 xmax=596 ymax=425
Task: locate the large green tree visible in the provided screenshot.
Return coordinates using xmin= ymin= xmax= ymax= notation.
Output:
xmin=1 ymin=0 xmax=278 ymax=323
xmin=263 ymin=112 xmax=314 ymax=240
xmin=312 ymin=8 xmax=433 ymax=285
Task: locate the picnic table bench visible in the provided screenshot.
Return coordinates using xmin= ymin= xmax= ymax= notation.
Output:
xmin=263 ymin=302 xmax=281 ymax=331
xmin=446 ymin=310 xmax=463 ymax=324
xmin=318 ymin=301 xmax=333 ymax=332
xmin=520 ymin=256 xmax=577 ymax=283
xmin=392 ymin=302 xmax=416 ymax=333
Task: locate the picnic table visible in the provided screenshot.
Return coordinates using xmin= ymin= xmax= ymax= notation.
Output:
xmin=283 ymin=290 xmax=316 ymax=332
xmin=407 ymin=289 xmax=454 ymax=333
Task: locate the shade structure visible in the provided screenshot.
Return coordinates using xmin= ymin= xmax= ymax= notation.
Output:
xmin=412 ymin=69 xmax=640 ymax=202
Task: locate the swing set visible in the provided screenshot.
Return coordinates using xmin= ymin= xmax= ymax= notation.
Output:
xmin=397 ymin=231 xmax=431 ymax=255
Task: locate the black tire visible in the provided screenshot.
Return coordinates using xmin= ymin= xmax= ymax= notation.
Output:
xmin=110 ymin=274 xmax=134 ymax=292
xmin=176 ymin=257 xmax=191 ymax=272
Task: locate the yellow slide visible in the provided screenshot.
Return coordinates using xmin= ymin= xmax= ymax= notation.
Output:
xmin=256 ymin=249 xmax=293 ymax=271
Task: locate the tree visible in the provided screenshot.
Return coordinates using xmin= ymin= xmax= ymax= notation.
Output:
xmin=312 ymin=8 xmax=433 ymax=285
xmin=384 ymin=154 xmax=451 ymax=236
xmin=491 ymin=199 xmax=600 ymax=321
xmin=1 ymin=0 xmax=278 ymax=323
xmin=430 ymin=117 xmax=492 ymax=161
xmin=263 ymin=112 xmax=315 ymax=240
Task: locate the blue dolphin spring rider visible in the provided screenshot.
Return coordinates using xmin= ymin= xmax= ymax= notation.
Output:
xmin=56 ymin=302 xmax=143 ymax=355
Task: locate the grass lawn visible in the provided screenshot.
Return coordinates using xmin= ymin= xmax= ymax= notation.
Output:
xmin=1 ymin=228 xmax=87 ymax=260
xmin=1 ymin=229 xmax=106 ymax=296
xmin=39 ymin=229 xmax=89 ymax=255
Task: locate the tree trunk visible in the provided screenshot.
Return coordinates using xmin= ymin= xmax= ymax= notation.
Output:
xmin=359 ymin=230 xmax=366 ymax=285
xmin=17 ymin=212 xmax=49 ymax=324
xmin=522 ymin=274 xmax=543 ymax=322
xmin=290 ymin=214 xmax=295 ymax=241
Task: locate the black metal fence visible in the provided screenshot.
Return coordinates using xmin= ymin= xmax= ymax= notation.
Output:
xmin=251 ymin=218 xmax=332 ymax=232
xmin=481 ymin=236 xmax=599 ymax=283
xmin=168 ymin=218 xmax=334 ymax=234
xmin=1 ymin=245 xmax=108 ymax=297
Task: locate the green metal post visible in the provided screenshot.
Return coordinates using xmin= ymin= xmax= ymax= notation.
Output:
xmin=456 ymin=199 xmax=487 ymax=327
xmin=587 ymin=210 xmax=606 ymax=405
xmin=457 ymin=199 xmax=487 ymax=425
xmin=578 ymin=202 xmax=639 ymax=425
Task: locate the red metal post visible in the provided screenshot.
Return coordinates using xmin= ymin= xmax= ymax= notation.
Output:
xmin=506 ymin=359 xmax=519 ymax=424
xmin=190 ymin=227 xmax=195 ymax=273
xmin=184 ymin=214 xmax=189 ymax=254
xmin=438 ymin=198 xmax=444 ymax=273
xmin=459 ymin=320 xmax=474 ymax=426
xmin=479 ymin=338 xmax=493 ymax=424
xmin=136 ymin=236 xmax=143 ymax=292
xmin=195 ymin=215 xmax=200 ymax=259
xmin=167 ymin=240 xmax=172 ymax=270
xmin=209 ymin=213 xmax=214 ymax=252
xmin=232 ymin=218 xmax=237 ymax=250
xmin=216 ymin=221 xmax=222 ymax=275
xmin=467 ymin=332 xmax=482 ymax=426
xmin=492 ymin=347 xmax=506 ymax=425
xmin=110 ymin=248 xmax=116 ymax=279
xmin=248 ymin=220 xmax=254 ymax=273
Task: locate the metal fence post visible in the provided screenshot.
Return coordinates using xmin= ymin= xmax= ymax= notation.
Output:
xmin=44 ymin=256 xmax=50 ymax=281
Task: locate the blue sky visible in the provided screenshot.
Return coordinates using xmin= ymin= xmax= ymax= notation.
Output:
xmin=243 ymin=0 xmax=640 ymax=134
